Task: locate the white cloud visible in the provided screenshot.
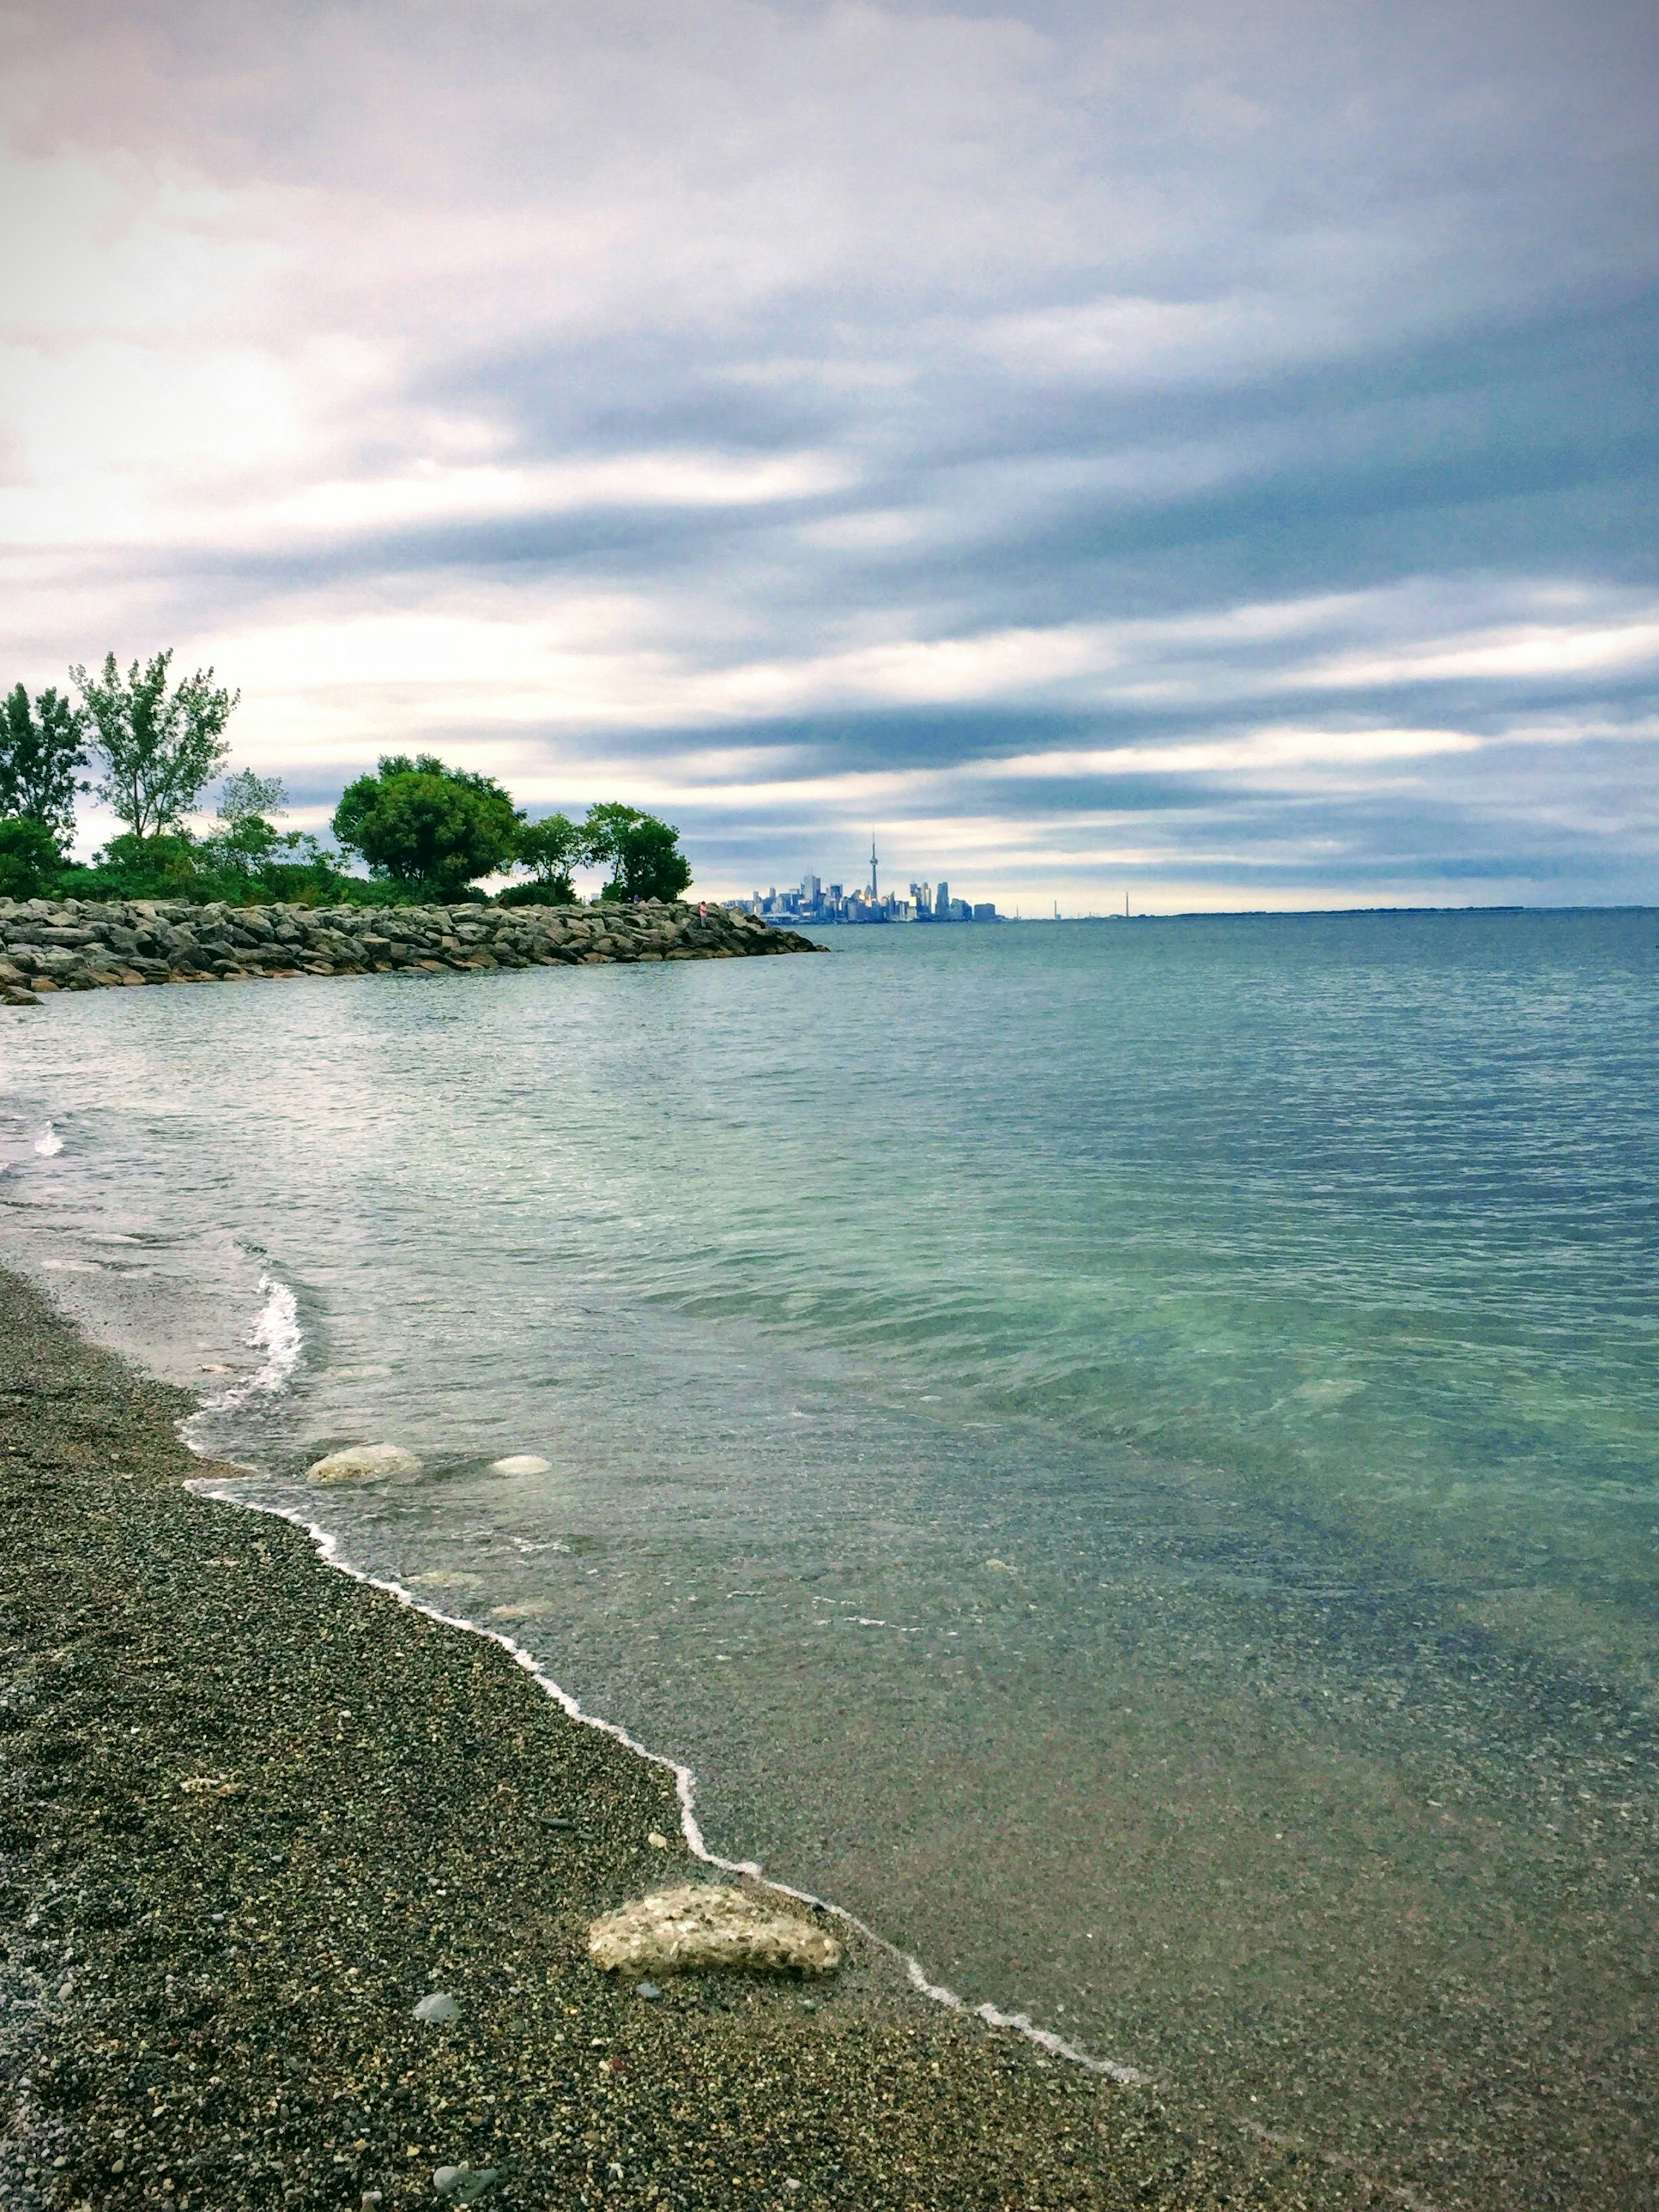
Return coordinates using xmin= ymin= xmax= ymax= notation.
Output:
xmin=2 ymin=0 xmax=1656 ymax=906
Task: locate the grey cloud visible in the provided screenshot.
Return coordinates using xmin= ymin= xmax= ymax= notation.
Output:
xmin=6 ymin=0 xmax=1659 ymax=903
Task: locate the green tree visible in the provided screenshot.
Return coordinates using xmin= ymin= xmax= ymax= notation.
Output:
xmin=217 ymin=768 xmax=287 ymax=831
xmin=583 ymin=802 xmax=693 ymax=903
xmin=0 ymin=683 xmax=88 ymax=846
xmin=502 ymin=811 xmax=582 ymax=905
xmin=332 ymin=753 xmax=521 ymax=901
xmin=204 ymin=771 xmax=289 ymax=877
xmin=0 ymin=817 xmax=62 ymax=899
xmin=72 ymin=651 xmax=238 ymax=836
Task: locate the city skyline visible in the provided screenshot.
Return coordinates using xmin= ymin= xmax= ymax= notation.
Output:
xmin=736 ymin=870 xmax=1002 ymax=926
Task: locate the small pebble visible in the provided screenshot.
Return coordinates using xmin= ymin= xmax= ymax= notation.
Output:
xmin=414 ymin=1991 xmax=461 ymax=2024
xmin=647 ymin=1829 xmax=671 ymax=1849
xmin=636 ymin=1980 xmax=662 ymax=2002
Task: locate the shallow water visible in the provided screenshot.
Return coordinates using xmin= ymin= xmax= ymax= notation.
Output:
xmin=4 ymin=912 xmax=1657 ymax=2204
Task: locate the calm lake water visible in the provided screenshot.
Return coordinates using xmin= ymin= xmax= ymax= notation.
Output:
xmin=5 ymin=911 xmax=1657 ymax=2206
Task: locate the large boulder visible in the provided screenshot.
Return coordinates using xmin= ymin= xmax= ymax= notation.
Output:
xmin=305 ymin=1442 xmax=422 ymax=1484
xmin=587 ymin=1883 xmax=842 ymax=1979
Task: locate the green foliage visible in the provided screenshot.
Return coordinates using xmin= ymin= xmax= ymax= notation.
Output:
xmin=332 ymin=753 xmax=521 ymax=900
xmin=55 ymin=824 xmax=359 ymax=909
xmin=1 ymin=684 xmax=88 ymax=845
xmin=0 ymin=816 xmax=62 ymax=899
xmin=61 ymin=832 xmax=204 ymax=902
xmin=583 ymin=802 xmax=693 ymax=903
xmin=200 ymin=772 xmax=318 ymax=887
xmin=216 ymin=769 xmax=287 ymax=829
xmin=72 ymin=650 xmax=239 ymax=836
xmin=511 ymin=811 xmax=582 ymax=903
xmin=498 ymin=880 xmax=572 ymax=908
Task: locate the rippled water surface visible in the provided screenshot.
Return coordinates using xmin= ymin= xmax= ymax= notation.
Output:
xmin=5 ymin=911 xmax=1657 ymax=2205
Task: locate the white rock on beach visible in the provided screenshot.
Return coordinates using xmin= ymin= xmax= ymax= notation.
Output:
xmin=587 ymin=1883 xmax=843 ymax=1979
xmin=489 ymin=1453 xmax=551 ymax=1475
xmin=305 ymin=1442 xmax=422 ymax=1484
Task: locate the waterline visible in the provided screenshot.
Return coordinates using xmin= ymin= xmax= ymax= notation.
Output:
xmin=5 ymin=912 xmax=1656 ymax=2205
xmin=185 ymin=1464 xmax=1153 ymax=2090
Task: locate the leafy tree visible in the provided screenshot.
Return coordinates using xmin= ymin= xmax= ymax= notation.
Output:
xmin=203 ymin=771 xmax=292 ymax=877
xmin=583 ymin=802 xmax=693 ymax=903
xmin=217 ymin=769 xmax=287 ymax=830
xmin=501 ymin=810 xmax=582 ymax=906
xmin=72 ymin=651 xmax=238 ymax=836
xmin=0 ymin=817 xmax=61 ymax=899
xmin=332 ymin=753 xmax=521 ymax=900
xmin=0 ymin=683 xmax=88 ymax=846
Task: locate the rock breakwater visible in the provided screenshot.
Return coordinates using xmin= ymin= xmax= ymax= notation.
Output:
xmin=0 ymin=895 xmax=821 ymax=1003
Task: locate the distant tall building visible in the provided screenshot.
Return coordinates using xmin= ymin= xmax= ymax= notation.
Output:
xmin=910 ymin=881 xmax=932 ymax=917
xmin=869 ymin=833 xmax=879 ymax=904
xmin=935 ymin=878 xmax=949 ymax=920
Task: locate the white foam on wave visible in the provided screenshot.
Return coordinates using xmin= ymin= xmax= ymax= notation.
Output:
xmin=194 ymin=1273 xmax=303 ymax=1419
xmin=182 ymin=1468 xmax=1150 ymax=2089
xmin=245 ymin=1274 xmax=303 ymax=1393
xmin=34 ymin=1125 xmax=63 ymax=1157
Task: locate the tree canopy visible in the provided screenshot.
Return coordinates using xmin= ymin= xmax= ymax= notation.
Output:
xmin=501 ymin=811 xmax=583 ymax=905
xmin=1 ymin=683 xmax=88 ymax=847
xmin=3 ymin=649 xmax=699 ymax=912
xmin=582 ymin=802 xmax=693 ymax=903
xmin=332 ymin=753 xmax=522 ymax=900
xmin=72 ymin=651 xmax=238 ymax=837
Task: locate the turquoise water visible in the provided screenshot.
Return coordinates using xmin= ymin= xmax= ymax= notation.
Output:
xmin=4 ymin=912 xmax=1657 ymax=2204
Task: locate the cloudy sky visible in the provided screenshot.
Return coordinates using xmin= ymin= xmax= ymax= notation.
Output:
xmin=3 ymin=0 xmax=1656 ymax=909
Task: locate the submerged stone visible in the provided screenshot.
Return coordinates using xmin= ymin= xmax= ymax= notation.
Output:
xmin=305 ymin=1442 xmax=422 ymax=1484
xmin=588 ymin=1882 xmax=843 ymax=1979
xmin=433 ymin=2165 xmax=499 ymax=2202
xmin=489 ymin=1453 xmax=551 ymax=1475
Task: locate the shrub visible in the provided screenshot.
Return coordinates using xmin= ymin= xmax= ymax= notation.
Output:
xmin=0 ymin=817 xmax=62 ymax=899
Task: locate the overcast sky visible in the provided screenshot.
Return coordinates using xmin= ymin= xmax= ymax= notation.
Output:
xmin=4 ymin=0 xmax=1656 ymax=908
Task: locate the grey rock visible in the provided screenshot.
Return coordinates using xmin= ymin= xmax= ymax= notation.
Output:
xmin=307 ymin=1443 xmax=423 ymax=1485
xmin=433 ymin=2166 xmax=499 ymax=2202
xmin=588 ymin=1884 xmax=843 ymax=1977
xmin=414 ymin=1990 xmax=461 ymax=2023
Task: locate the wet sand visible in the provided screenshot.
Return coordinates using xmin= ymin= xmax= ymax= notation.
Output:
xmin=0 ymin=1265 xmax=1357 ymax=2210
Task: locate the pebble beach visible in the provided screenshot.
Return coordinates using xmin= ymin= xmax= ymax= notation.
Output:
xmin=0 ymin=1266 xmax=1357 ymax=2211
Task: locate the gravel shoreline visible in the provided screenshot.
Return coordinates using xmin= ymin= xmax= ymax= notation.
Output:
xmin=0 ymin=1268 xmax=1350 ymax=2210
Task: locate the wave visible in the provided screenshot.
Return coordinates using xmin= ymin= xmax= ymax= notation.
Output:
xmin=34 ymin=1125 xmax=63 ymax=1157
xmin=191 ymin=1273 xmax=302 ymax=1424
